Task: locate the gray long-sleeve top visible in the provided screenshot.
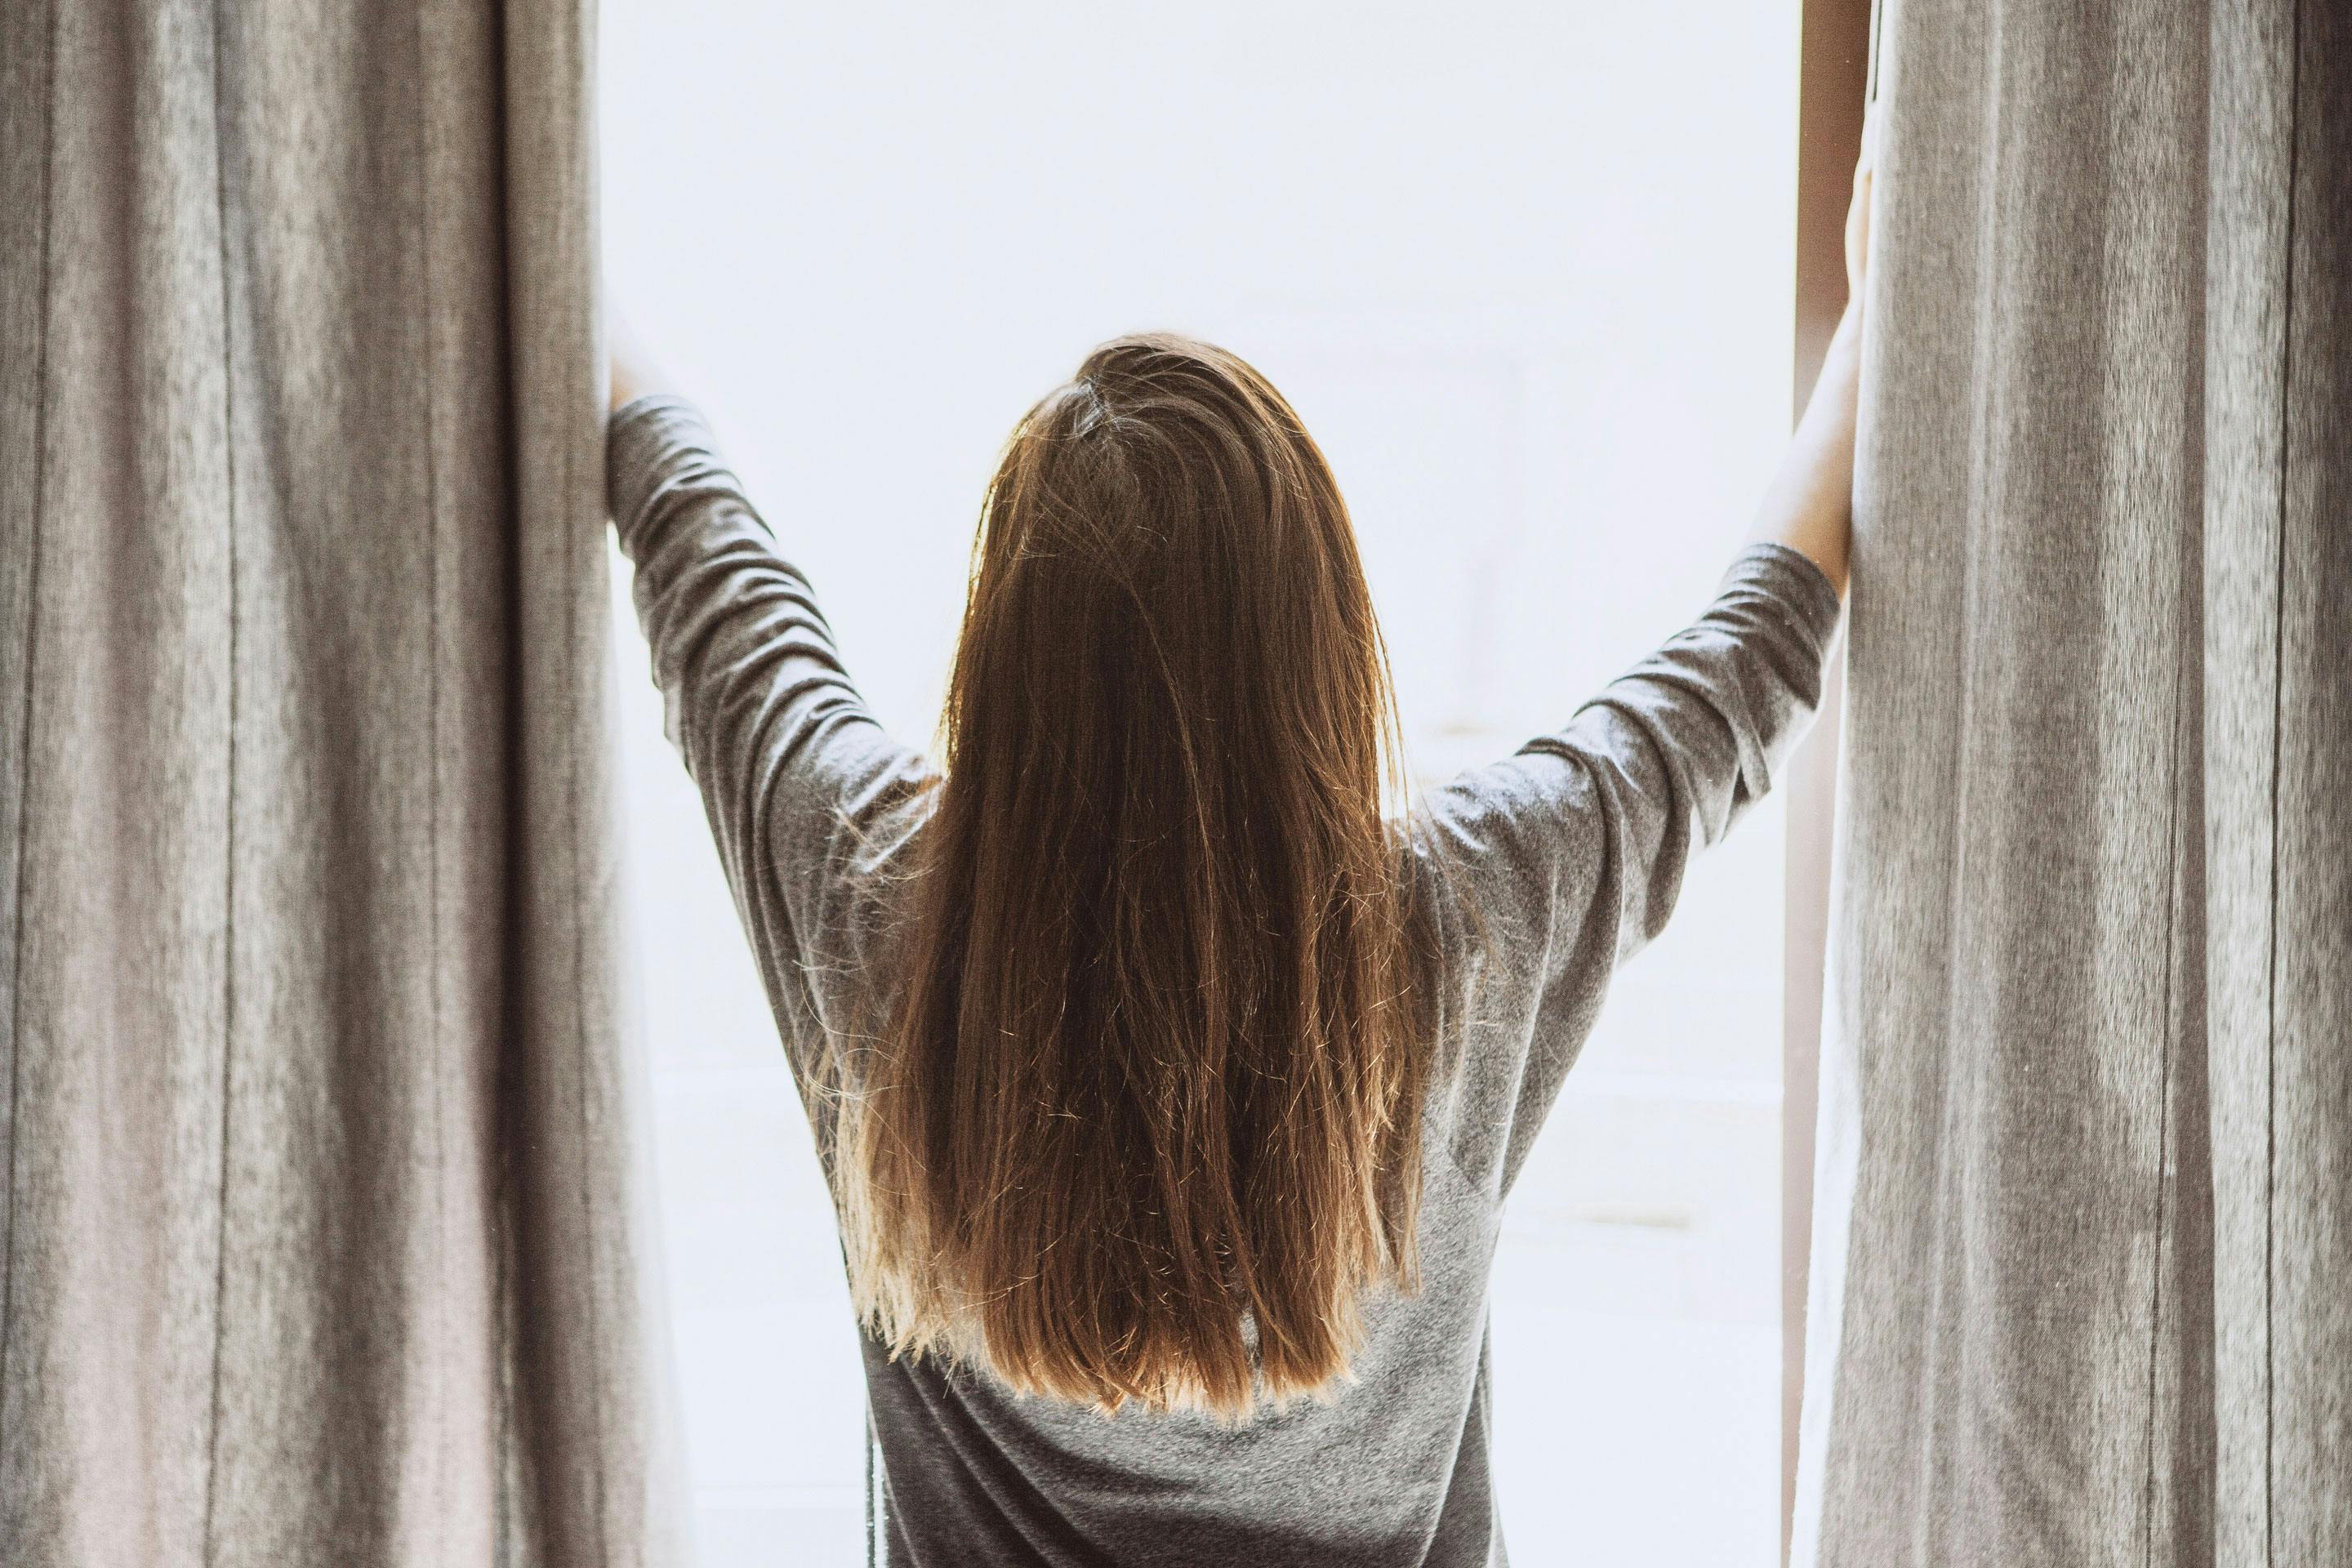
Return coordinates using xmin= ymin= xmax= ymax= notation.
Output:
xmin=608 ymin=395 xmax=1842 ymax=1567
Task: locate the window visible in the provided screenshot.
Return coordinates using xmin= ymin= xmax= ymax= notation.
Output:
xmin=602 ymin=7 xmax=1800 ymax=1562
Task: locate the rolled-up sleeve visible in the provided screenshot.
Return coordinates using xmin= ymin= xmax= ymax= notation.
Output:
xmin=1427 ymin=542 xmax=1842 ymax=1193
xmin=607 ymin=394 xmax=931 ymax=1091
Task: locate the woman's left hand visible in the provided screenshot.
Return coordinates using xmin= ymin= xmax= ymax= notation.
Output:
xmin=608 ymin=308 xmax=669 ymax=414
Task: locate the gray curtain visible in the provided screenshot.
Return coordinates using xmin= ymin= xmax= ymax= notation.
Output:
xmin=1796 ymin=1 xmax=2347 ymax=1564
xmin=0 ymin=2 xmax=679 ymax=1563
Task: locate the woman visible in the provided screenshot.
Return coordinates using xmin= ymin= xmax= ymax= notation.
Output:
xmin=608 ymin=140 xmax=1871 ymax=1568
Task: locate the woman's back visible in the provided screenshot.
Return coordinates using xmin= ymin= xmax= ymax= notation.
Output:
xmin=608 ymin=364 xmax=1841 ymax=1564
xmin=853 ymin=1127 xmax=1503 ymax=1566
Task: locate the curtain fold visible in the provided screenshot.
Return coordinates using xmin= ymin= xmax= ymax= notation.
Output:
xmin=0 ymin=2 xmax=679 ymax=1562
xmin=1795 ymin=1 xmax=2348 ymax=1563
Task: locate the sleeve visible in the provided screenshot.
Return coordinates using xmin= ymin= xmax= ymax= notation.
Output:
xmin=1423 ymin=541 xmax=1842 ymax=1194
xmin=606 ymin=394 xmax=932 ymax=1089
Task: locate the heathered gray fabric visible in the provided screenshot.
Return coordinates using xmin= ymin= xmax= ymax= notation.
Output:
xmin=0 ymin=4 xmax=680 ymax=1563
xmin=1793 ymin=2 xmax=2352 ymax=1564
xmin=609 ymin=396 xmax=1841 ymax=1567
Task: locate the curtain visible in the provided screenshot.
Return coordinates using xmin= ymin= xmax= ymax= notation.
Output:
xmin=1795 ymin=1 xmax=2347 ymax=1564
xmin=0 ymin=2 xmax=679 ymax=1562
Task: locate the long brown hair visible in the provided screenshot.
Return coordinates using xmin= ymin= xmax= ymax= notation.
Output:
xmin=842 ymin=333 xmax=1435 ymax=1418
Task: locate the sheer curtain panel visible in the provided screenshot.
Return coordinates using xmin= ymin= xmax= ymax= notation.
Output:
xmin=0 ymin=2 xmax=679 ymax=1562
xmin=1794 ymin=1 xmax=2349 ymax=1564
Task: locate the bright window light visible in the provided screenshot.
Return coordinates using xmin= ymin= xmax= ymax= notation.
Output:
xmin=603 ymin=7 xmax=1799 ymax=1563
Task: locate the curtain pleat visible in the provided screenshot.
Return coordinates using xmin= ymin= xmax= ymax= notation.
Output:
xmin=0 ymin=2 xmax=679 ymax=1562
xmin=1796 ymin=1 xmax=2350 ymax=1563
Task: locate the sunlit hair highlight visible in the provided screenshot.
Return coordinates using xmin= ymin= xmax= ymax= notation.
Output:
xmin=840 ymin=332 xmax=1435 ymax=1418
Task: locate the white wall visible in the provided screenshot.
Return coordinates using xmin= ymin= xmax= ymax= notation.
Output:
xmin=601 ymin=4 xmax=1800 ymax=1562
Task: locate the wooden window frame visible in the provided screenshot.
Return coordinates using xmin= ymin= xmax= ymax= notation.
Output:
xmin=1784 ymin=0 xmax=1874 ymax=1557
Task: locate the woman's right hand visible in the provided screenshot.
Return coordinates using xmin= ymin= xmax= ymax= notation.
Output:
xmin=1845 ymin=110 xmax=1877 ymax=305
xmin=1740 ymin=109 xmax=1877 ymax=598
